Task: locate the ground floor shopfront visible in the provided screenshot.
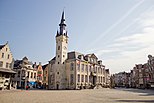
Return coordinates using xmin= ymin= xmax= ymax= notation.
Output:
xmin=0 ymin=69 xmax=16 ymax=90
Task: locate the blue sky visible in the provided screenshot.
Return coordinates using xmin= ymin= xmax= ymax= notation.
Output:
xmin=1 ymin=0 xmax=154 ymax=73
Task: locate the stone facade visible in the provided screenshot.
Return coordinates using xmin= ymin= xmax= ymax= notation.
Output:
xmin=48 ymin=11 xmax=110 ymax=90
xmin=0 ymin=42 xmax=16 ymax=90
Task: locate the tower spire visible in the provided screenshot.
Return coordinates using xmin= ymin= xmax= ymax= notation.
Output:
xmin=56 ymin=11 xmax=68 ymax=37
xmin=59 ymin=10 xmax=66 ymax=26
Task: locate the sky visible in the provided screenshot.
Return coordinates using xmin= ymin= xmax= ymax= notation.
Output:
xmin=0 ymin=0 xmax=154 ymax=73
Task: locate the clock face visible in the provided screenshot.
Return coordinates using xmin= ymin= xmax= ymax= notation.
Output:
xmin=63 ymin=46 xmax=67 ymax=50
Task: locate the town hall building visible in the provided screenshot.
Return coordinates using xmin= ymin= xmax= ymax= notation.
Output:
xmin=48 ymin=11 xmax=110 ymax=90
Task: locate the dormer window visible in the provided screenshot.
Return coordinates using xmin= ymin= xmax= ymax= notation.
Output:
xmin=78 ymin=55 xmax=81 ymax=59
xmin=81 ymin=55 xmax=84 ymax=60
xmin=91 ymin=58 xmax=93 ymax=63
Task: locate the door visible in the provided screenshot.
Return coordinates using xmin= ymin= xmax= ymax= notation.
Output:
xmin=56 ymin=84 xmax=59 ymax=90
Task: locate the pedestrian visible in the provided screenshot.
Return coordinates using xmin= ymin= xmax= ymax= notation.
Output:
xmin=26 ymin=85 xmax=29 ymax=90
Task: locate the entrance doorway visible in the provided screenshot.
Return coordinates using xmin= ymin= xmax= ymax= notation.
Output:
xmin=56 ymin=84 xmax=59 ymax=90
xmin=92 ymin=76 xmax=96 ymax=85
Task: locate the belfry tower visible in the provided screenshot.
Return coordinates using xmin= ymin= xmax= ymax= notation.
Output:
xmin=54 ymin=11 xmax=68 ymax=89
xmin=56 ymin=11 xmax=68 ymax=64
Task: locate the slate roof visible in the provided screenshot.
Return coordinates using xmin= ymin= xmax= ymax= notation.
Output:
xmin=67 ymin=51 xmax=98 ymax=60
xmin=67 ymin=51 xmax=83 ymax=60
xmin=51 ymin=57 xmax=56 ymax=61
xmin=42 ymin=64 xmax=48 ymax=70
xmin=0 ymin=45 xmax=5 ymax=49
xmin=85 ymin=53 xmax=98 ymax=59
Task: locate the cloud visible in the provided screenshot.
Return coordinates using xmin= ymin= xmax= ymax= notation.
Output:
xmin=93 ymin=9 xmax=154 ymax=73
xmin=86 ymin=0 xmax=145 ymax=49
xmin=109 ymin=10 xmax=154 ymax=73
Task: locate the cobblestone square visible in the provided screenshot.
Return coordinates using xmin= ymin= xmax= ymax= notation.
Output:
xmin=0 ymin=88 xmax=154 ymax=103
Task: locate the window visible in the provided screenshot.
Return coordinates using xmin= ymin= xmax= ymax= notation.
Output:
xmin=89 ymin=66 xmax=91 ymax=72
xmin=89 ymin=76 xmax=91 ymax=82
xmin=0 ymin=61 xmax=3 ymax=67
xmin=34 ymin=73 xmax=36 ymax=78
xmin=58 ymin=55 xmax=60 ymax=58
xmin=44 ymin=77 xmax=46 ymax=81
xmin=77 ymin=63 xmax=80 ymax=72
xmin=58 ymin=46 xmax=60 ymax=50
xmin=57 ymin=72 xmax=59 ymax=74
xmin=22 ymin=70 xmax=25 ymax=74
xmin=85 ymin=75 xmax=88 ymax=82
xmin=27 ymin=72 xmax=30 ymax=78
xmin=6 ymin=48 xmax=8 ymax=51
xmin=103 ymin=77 xmax=105 ymax=83
xmin=70 ymin=63 xmax=74 ymax=71
xmin=18 ymin=71 xmax=20 ymax=77
xmin=38 ymin=76 xmax=42 ymax=80
xmin=9 ymin=63 xmax=12 ymax=68
xmin=31 ymin=72 xmax=33 ymax=78
xmin=58 ymin=62 xmax=59 ymax=64
xmin=91 ymin=58 xmax=93 ymax=63
xmin=95 ymin=67 xmax=97 ymax=73
xmin=63 ymin=55 xmax=65 ymax=57
xmin=81 ymin=75 xmax=84 ymax=82
xmin=82 ymin=64 xmax=84 ymax=72
xmin=101 ymin=77 xmax=102 ymax=83
xmin=8 ymin=54 xmax=10 ymax=59
xmin=70 ymin=74 xmax=73 ymax=84
xmin=93 ymin=67 xmax=96 ymax=73
xmin=86 ymin=65 xmax=88 ymax=72
xmin=78 ymin=74 xmax=80 ymax=82
xmin=6 ymin=63 xmax=9 ymax=68
xmin=2 ymin=53 xmax=4 ymax=58
xmin=98 ymin=68 xmax=100 ymax=73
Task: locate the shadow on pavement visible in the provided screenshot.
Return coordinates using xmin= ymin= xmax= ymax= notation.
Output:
xmin=116 ymin=88 xmax=154 ymax=96
xmin=116 ymin=99 xmax=154 ymax=103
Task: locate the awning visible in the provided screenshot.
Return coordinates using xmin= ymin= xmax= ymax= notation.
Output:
xmin=28 ymin=81 xmax=36 ymax=85
xmin=0 ymin=68 xmax=16 ymax=74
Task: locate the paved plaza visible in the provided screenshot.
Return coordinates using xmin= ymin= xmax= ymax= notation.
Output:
xmin=0 ymin=88 xmax=154 ymax=103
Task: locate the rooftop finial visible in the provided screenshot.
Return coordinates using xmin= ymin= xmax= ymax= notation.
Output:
xmin=63 ymin=7 xmax=65 ymax=12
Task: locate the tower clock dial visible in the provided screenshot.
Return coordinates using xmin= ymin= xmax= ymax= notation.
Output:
xmin=63 ymin=46 xmax=67 ymax=50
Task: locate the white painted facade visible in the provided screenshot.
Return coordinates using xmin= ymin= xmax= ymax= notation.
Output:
xmin=0 ymin=42 xmax=16 ymax=90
